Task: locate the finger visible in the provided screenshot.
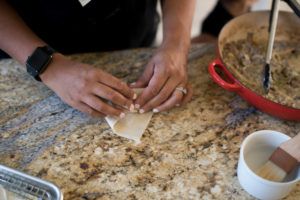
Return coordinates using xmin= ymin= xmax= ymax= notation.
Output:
xmin=152 ymin=90 xmax=183 ymax=113
xmin=92 ymin=82 xmax=134 ymax=111
xmin=76 ymin=102 xmax=106 ymax=118
xmin=95 ymin=70 xmax=135 ymax=100
xmin=134 ymin=67 xmax=169 ymax=108
xmin=139 ymin=78 xmax=180 ymax=113
xmin=130 ymin=61 xmax=154 ymax=88
xmin=83 ymin=94 xmax=125 ymax=117
xmin=180 ymin=85 xmax=194 ymax=106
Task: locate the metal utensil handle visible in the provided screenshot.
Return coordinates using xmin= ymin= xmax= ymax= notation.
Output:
xmin=282 ymin=0 xmax=300 ymax=18
xmin=266 ymin=0 xmax=280 ymax=63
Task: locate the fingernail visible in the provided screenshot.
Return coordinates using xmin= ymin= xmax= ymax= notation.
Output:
xmin=130 ymin=104 xmax=134 ymax=112
xmin=176 ymin=104 xmax=180 ymax=107
xmin=119 ymin=113 xmax=125 ymax=118
xmin=135 ymin=104 xmax=140 ymax=109
xmin=139 ymin=109 xmax=144 ymax=114
xmin=130 ymin=82 xmax=136 ymax=86
xmin=124 ymin=105 xmax=129 ymax=109
xmin=153 ymin=108 xmax=159 ymax=113
xmin=133 ymin=93 xmax=137 ymax=100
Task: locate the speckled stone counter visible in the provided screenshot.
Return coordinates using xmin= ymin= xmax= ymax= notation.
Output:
xmin=1 ymin=44 xmax=299 ymax=200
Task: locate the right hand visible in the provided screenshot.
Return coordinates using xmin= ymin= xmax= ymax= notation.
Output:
xmin=221 ymin=0 xmax=258 ymax=16
xmin=39 ymin=53 xmax=136 ymax=118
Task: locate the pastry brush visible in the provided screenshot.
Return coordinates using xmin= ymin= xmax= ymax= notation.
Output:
xmin=255 ymin=133 xmax=300 ymax=182
xmin=264 ymin=0 xmax=280 ymax=93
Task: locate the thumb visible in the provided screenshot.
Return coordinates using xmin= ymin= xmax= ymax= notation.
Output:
xmin=130 ymin=62 xmax=154 ymax=88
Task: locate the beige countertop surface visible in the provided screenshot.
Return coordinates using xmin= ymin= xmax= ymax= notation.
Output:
xmin=0 ymin=43 xmax=299 ymax=199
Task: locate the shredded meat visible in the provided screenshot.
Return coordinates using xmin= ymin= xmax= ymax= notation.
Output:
xmin=222 ymin=33 xmax=300 ymax=108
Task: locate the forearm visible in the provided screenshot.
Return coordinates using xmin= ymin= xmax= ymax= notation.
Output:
xmin=0 ymin=0 xmax=46 ymax=66
xmin=160 ymin=0 xmax=196 ymax=52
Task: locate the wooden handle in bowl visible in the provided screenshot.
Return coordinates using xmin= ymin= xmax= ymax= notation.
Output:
xmin=281 ymin=133 xmax=300 ymax=161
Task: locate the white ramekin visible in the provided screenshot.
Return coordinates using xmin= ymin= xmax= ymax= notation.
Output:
xmin=237 ymin=130 xmax=300 ymax=200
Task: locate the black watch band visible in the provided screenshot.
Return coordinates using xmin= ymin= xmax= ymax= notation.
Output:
xmin=26 ymin=46 xmax=56 ymax=81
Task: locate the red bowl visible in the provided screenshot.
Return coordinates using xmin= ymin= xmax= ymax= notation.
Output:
xmin=209 ymin=11 xmax=300 ymax=121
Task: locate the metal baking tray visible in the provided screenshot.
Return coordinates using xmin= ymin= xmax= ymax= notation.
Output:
xmin=0 ymin=164 xmax=63 ymax=200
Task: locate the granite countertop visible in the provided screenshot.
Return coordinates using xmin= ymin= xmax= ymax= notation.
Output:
xmin=0 ymin=43 xmax=299 ymax=199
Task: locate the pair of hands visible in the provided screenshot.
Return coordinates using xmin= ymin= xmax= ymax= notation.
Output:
xmin=40 ymin=46 xmax=193 ymax=118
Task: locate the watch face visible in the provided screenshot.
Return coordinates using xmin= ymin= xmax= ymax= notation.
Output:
xmin=28 ymin=48 xmax=52 ymax=69
xmin=26 ymin=47 xmax=52 ymax=77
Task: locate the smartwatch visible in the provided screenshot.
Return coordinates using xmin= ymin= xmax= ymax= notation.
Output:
xmin=25 ymin=46 xmax=56 ymax=81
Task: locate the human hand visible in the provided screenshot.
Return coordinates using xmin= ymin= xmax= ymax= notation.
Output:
xmin=40 ymin=54 xmax=136 ymax=118
xmin=130 ymin=45 xmax=193 ymax=113
xmin=221 ymin=0 xmax=258 ymax=16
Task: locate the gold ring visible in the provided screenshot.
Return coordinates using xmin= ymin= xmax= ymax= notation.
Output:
xmin=175 ymin=87 xmax=187 ymax=95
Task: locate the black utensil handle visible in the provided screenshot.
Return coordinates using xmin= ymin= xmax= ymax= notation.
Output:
xmin=269 ymin=0 xmax=276 ymax=32
xmin=282 ymin=0 xmax=300 ymax=18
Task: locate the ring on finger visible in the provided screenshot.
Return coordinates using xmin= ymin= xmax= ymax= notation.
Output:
xmin=175 ymin=87 xmax=187 ymax=95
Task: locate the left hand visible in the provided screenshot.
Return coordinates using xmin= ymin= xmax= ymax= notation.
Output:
xmin=130 ymin=45 xmax=193 ymax=113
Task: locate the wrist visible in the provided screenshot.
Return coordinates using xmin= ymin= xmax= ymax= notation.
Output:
xmin=25 ymin=45 xmax=57 ymax=81
xmin=161 ymin=35 xmax=191 ymax=55
xmin=156 ymin=39 xmax=190 ymax=71
xmin=39 ymin=53 xmax=64 ymax=84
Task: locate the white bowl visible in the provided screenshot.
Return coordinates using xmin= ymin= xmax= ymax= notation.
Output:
xmin=237 ymin=130 xmax=300 ymax=200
